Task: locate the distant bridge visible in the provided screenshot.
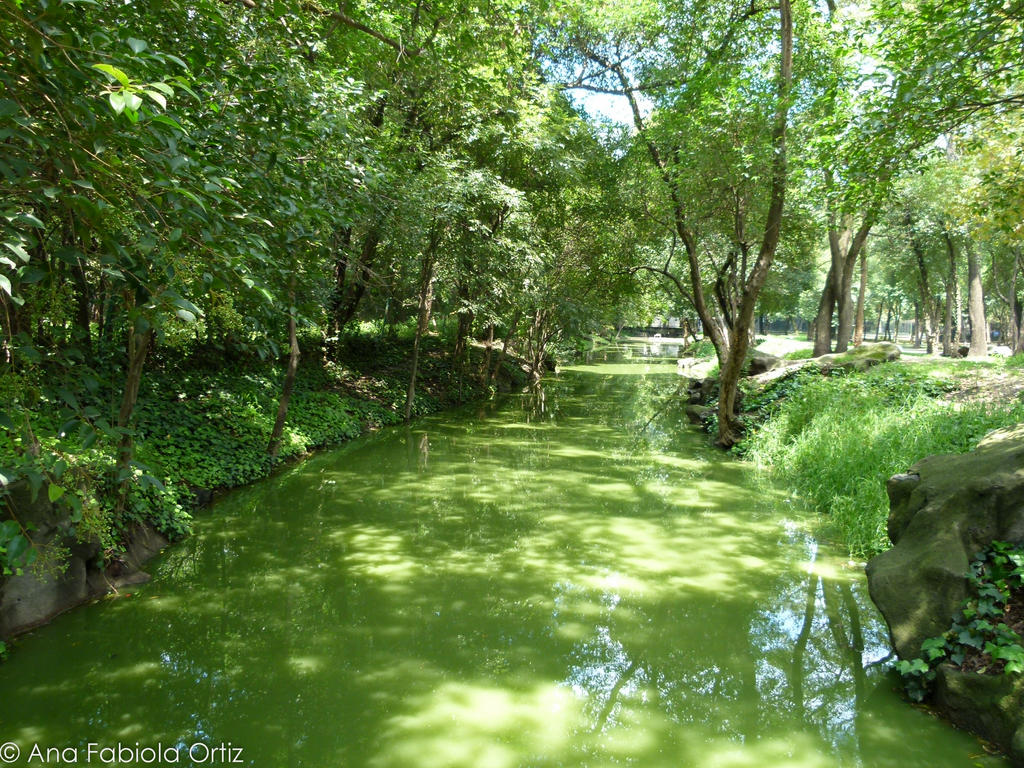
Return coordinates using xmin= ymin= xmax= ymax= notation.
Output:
xmin=620 ymin=326 xmax=689 ymax=338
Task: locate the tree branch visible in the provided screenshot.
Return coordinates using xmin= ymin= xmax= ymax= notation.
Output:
xmin=629 ymin=265 xmax=695 ymax=307
xmin=224 ymin=0 xmax=422 ymax=56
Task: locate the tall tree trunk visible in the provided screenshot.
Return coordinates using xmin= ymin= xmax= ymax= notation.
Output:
xmin=1007 ymin=252 xmax=1015 ymax=352
xmin=966 ymin=239 xmax=988 ymax=357
xmin=714 ymin=0 xmax=792 ymax=447
xmin=585 ymin=0 xmax=789 ymax=447
xmin=115 ymin=319 xmax=154 ymax=509
xmin=527 ymin=309 xmax=546 ymax=381
xmin=833 ymin=225 xmax=855 ymax=352
xmin=482 ymin=323 xmax=494 ymax=383
xmin=943 ymin=232 xmax=956 ymax=356
xmin=1014 ymin=296 xmax=1024 ymax=354
xmin=874 ymin=301 xmax=884 ymax=342
xmin=852 ymin=247 xmax=867 ymax=346
xmin=268 ymin=285 xmax=300 ymax=458
xmin=953 ymin=275 xmax=963 ymax=346
xmin=329 ymin=226 xmax=353 ymax=339
xmin=488 ymin=309 xmax=521 ymax=388
xmin=405 ymin=238 xmax=438 ymax=422
xmin=922 ymin=305 xmax=934 ymax=353
xmin=815 ymin=217 xmax=873 ymax=355
xmin=452 ymin=287 xmax=473 ymax=368
xmin=812 ymin=263 xmax=838 ymax=356
xmin=1009 ymin=252 xmax=1023 ymax=352
xmin=333 ymin=227 xmax=378 ymax=341
xmin=835 ymin=229 xmax=872 ymax=351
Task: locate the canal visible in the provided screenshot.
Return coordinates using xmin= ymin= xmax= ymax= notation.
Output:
xmin=0 ymin=342 xmax=1002 ymax=767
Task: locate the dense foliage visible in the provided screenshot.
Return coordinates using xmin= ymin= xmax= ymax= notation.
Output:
xmin=1 ymin=0 xmax=1022 ymax=577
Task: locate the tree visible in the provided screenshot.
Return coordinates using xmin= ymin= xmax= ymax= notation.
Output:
xmin=553 ymin=0 xmax=795 ymax=446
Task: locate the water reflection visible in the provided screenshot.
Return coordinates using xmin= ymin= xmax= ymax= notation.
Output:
xmin=0 ymin=342 xmax=1004 ymax=768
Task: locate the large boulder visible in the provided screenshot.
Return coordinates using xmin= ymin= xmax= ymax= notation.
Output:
xmin=818 ymin=341 xmax=901 ymax=372
xmin=867 ymin=424 xmax=1024 ymax=660
xmin=866 ymin=424 xmax=1024 ymax=764
xmin=745 ymin=350 xmax=784 ymax=376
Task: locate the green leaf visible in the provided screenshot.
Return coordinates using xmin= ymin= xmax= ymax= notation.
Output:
xmin=108 ymin=92 xmax=126 ymax=114
xmin=15 ymin=213 xmax=44 ymax=229
xmin=92 ymin=63 xmax=131 ymax=87
xmin=79 ymin=422 xmax=97 ymax=449
xmin=0 ymin=274 xmax=10 ymax=297
xmin=144 ymin=90 xmax=166 ymax=109
xmin=47 ymin=484 xmax=65 ymax=503
xmin=149 ymin=114 xmax=186 ymax=133
xmin=18 ymin=266 xmax=46 ymax=284
xmin=127 ymin=37 xmax=148 ymax=54
xmin=6 ymin=534 xmax=28 ymax=563
xmin=3 ymin=242 xmax=29 ymax=262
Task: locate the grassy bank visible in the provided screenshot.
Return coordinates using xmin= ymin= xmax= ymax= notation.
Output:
xmin=735 ymin=358 xmax=1024 ymax=557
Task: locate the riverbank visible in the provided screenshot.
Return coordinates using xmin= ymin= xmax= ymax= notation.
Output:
xmin=0 ymin=329 xmax=528 ymax=646
xmin=683 ymin=339 xmax=1024 ymax=557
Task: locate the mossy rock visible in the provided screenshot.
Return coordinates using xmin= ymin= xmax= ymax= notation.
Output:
xmin=684 ymin=404 xmax=713 ymax=424
xmin=867 ymin=424 xmax=1024 ymax=764
xmin=817 ymin=341 xmax=901 ymax=372
xmin=934 ymin=665 xmax=1024 ymax=765
xmin=867 ymin=424 xmax=1024 ymax=660
xmin=744 ymin=350 xmax=784 ymax=376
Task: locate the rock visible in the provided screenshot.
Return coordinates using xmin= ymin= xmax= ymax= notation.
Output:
xmin=745 ymin=350 xmax=784 ymax=376
xmin=684 ymin=405 xmax=713 ymax=424
xmin=818 ymin=341 xmax=901 ymax=372
xmin=866 ymin=423 xmax=1024 ymax=762
xmin=885 ymin=472 xmax=922 ymax=544
xmin=991 ymin=345 xmax=1013 ymax=357
xmin=867 ymin=424 xmax=1024 ymax=660
xmin=1 ymin=554 xmax=92 ymax=636
xmin=933 ymin=665 xmax=1024 ymax=766
xmin=686 ymin=377 xmax=717 ymax=405
xmin=192 ymin=487 xmax=215 ymax=507
xmin=0 ymin=482 xmax=169 ymax=639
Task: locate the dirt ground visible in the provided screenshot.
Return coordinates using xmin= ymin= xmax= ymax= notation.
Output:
xmin=939 ymin=362 xmax=1024 ymax=405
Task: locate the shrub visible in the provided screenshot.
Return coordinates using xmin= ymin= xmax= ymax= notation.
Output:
xmin=743 ymin=365 xmax=1024 ymax=557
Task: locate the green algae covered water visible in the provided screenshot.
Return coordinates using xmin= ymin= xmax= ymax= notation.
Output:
xmin=0 ymin=342 xmax=1007 ymax=767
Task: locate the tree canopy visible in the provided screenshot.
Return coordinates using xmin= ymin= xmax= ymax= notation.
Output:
xmin=1 ymin=0 xmax=1023 ymax=567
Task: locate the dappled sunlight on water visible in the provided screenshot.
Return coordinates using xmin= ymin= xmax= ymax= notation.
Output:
xmin=0 ymin=343 xmax=1006 ymax=767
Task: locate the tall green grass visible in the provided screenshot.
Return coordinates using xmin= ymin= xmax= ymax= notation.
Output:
xmin=743 ymin=365 xmax=1024 ymax=558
